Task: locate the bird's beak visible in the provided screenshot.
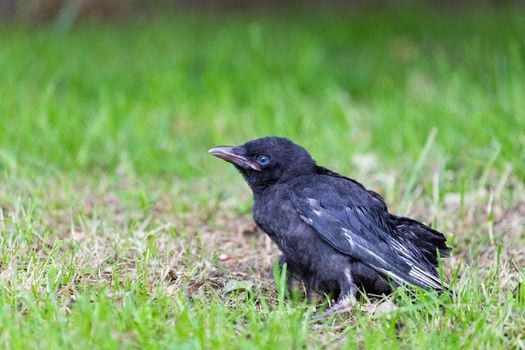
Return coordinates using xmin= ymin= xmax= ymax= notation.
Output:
xmin=208 ymin=146 xmax=261 ymax=171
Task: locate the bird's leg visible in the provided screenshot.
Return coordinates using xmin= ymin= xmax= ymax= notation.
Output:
xmin=322 ymin=293 xmax=357 ymax=318
xmin=271 ymin=256 xmax=315 ymax=301
xmin=322 ymin=268 xmax=358 ymax=318
xmin=269 ymin=255 xmax=295 ymax=293
xmin=268 ymin=255 xmax=288 ymax=279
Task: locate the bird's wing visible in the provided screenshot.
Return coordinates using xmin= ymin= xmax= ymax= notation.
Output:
xmin=291 ymin=179 xmax=446 ymax=290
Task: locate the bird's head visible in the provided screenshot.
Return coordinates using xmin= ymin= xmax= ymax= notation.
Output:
xmin=209 ymin=137 xmax=316 ymax=193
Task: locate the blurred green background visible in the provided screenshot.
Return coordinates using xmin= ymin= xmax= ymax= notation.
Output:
xmin=1 ymin=2 xmax=524 ymax=183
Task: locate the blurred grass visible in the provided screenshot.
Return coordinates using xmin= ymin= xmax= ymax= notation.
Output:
xmin=1 ymin=9 xmax=524 ymax=182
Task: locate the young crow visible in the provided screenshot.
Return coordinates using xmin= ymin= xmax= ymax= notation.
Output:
xmin=209 ymin=137 xmax=450 ymax=315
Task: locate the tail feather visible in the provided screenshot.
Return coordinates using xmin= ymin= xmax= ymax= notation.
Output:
xmin=390 ymin=214 xmax=450 ymax=265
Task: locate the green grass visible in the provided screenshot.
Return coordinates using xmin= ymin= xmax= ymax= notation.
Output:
xmin=1 ymin=7 xmax=525 ymax=349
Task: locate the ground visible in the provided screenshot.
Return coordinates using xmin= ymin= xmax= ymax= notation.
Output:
xmin=0 ymin=8 xmax=524 ymax=349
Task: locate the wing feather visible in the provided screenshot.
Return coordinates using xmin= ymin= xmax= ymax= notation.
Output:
xmin=291 ymin=182 xmax=447 ymax=291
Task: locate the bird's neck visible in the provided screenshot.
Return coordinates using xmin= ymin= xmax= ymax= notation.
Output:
xmin=249 ymin=183 xmax=273 ymax=198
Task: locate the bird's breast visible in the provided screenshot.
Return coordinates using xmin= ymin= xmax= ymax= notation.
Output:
xmin=253 ymin=193 xmax=319 ymax=261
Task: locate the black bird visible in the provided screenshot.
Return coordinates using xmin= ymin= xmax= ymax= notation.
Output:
xmin=209 ymin=137 xmax=450 ymax=315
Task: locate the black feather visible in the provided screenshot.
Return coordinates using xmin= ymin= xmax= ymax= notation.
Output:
xmin=209 ymin=137 xmax=451 ymax=301
xmin=390 ymin=214 xmax=450 ymax=265
xmin=291 ymin=178 xmax=446 ymax=291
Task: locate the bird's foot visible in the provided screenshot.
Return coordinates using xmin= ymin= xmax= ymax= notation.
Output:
xmin=311 ymin=295 xmax=357 ymax=320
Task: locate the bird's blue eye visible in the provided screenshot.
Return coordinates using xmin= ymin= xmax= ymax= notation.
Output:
xmin=257 ymin=156 xmax=270 ymax=166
